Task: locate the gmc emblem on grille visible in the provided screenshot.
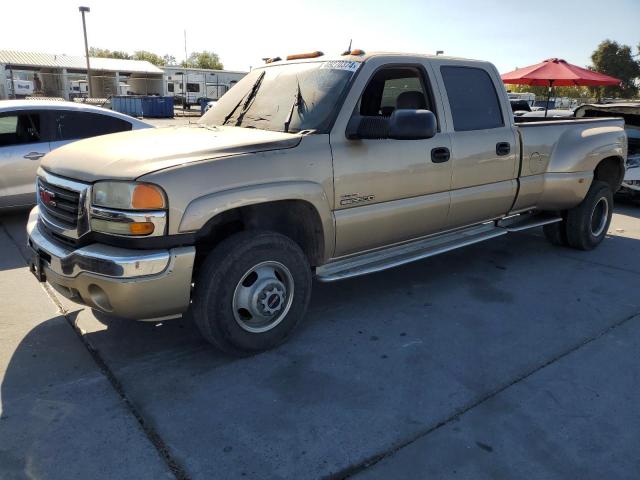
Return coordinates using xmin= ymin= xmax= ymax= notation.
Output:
xmin=39 ymin=187 xmax=56 ymax=207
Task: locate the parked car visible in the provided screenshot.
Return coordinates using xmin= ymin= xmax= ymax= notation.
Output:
xmin=0 ymin=100 xmax=151 ymax=210
xmin=205 ymin=100 xmax=217 ymax=112
xmin=575 ymin=103 xmax=640 ymax=200
xmin=509 ymin=99 xmax=531 ymax=116
xmin=520 ymin=109 xmax=574 ymax=118
xmin=27 ymin=52 xmax=626 ymax=355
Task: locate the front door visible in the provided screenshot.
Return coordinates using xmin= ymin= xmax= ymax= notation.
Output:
xmin=330 ymin=64 xmax=452 ymax=257
xmin=0 ymin=110 xmax=51 ymax=208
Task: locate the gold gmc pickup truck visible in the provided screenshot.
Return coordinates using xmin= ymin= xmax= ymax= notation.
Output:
xmin=27 ymin=51 xmax=627 ymax=355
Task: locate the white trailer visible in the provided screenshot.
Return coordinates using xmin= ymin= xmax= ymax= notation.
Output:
xmin=163 ymin=67 xmax=246 ymax=107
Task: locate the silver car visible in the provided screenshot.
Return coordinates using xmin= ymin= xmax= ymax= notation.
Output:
xmin=0 ymin=100 xmax=151 ymax=210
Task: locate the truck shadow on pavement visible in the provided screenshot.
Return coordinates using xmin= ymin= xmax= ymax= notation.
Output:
xmin=0 ymin=208 xmax=34 ymax=272
xmin=2 ymin=205 xmax=640 ymax=479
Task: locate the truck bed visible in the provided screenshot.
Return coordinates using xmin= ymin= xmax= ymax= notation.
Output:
xmin=515 ymin=117 xmax=625 ymax=178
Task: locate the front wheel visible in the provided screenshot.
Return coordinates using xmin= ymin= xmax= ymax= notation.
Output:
xmin=565 ymin=180 xmax=613 ymax=250
xmin=191 ymin=231 xmax=312 ymax=356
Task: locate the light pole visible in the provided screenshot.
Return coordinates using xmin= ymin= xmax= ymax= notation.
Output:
xmin=79 ymin=6 xmax=92 ymax=98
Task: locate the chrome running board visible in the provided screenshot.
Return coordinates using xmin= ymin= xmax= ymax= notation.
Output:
xmin=316 ymin=213 xmax=561 ymax=282
xmin=497 ymin=212 xmax=562 ymax=232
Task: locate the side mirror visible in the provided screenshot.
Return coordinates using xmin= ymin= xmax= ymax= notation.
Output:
xmin=388 ymin=109 xmax=437 ymax=140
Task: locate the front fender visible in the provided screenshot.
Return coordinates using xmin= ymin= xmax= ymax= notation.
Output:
xmin=178 ymin=181 xmax=335 ymax=259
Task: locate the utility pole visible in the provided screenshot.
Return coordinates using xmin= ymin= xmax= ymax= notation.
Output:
xmin=8 ymin=64 xmax=16 ymax=99
xmin=183 ymin=29 xmax=188 ymax=110
xmin=79 ymin=6 xmax=92 ymax=98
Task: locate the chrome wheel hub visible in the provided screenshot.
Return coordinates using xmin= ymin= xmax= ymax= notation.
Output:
xmin=232 ymin=261 xmax=294 ymax=333
xmin=260 ymin=286 xmax=286 ymax=316
xmin=590 ymin=197 xmax=609 ymax=237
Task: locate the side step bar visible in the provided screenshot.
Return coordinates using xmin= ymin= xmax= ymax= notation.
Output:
xmin=316 ymin=213 xmax=561 ymax=282
xmin=497 ymin=212 xmax=562 ymax=232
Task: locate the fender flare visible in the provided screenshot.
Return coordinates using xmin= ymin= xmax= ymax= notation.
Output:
xmin=178 ymin=181 xmax=335 ymax=260
xmin=548 ymin=124 xmax=626 ymax=174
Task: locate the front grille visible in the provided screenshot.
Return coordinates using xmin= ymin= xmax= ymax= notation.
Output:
xmin=38 ymin=177 xmax=82 ymax=229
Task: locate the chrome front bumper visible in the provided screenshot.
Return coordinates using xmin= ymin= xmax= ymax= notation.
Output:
xmin=27 ymin=207 xmax=196 ymax=320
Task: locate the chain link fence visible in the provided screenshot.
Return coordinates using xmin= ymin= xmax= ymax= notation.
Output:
xmin=2 ymin=68 xmax=164 ymax=102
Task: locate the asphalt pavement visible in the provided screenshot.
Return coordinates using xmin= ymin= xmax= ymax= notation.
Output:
xmin=1 ymin=204 xmax=639 ymax=479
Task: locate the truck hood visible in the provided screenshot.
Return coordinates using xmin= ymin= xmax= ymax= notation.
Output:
xmin=41 ymin=125 xmax=302 ymax=182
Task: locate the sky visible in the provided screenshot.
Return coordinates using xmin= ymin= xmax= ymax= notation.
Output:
xmin=2 ymin=0 xmax=639 ymax=73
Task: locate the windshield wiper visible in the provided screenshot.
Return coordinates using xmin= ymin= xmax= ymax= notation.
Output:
xmin=221 ymin=71 xmax=266 ymax=126
xmin=284 ymin=78 xmax=306 ymax=133
xmin=233 ymin=71 xmax=266 ymax=127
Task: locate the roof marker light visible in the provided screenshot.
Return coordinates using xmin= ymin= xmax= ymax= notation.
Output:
xmin=286 ymin=51 xmax=324 ymax=61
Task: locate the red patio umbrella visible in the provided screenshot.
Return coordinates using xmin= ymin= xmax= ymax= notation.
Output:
xmin=501 ymin=58 xmax=621 ymax=117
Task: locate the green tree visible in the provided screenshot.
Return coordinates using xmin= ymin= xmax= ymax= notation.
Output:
xmin=88 ymin=47 xmax=132 ymax=60
xmin=590 ymin=40 xmax=640 ymax=99
xmin=162 ymin=54 xmax=177 ymax=66
xmin=508 ymin=84 xmax=592 ymax=99
xmin=182 ymin=51 xmax=223 ymax=70
xmin=132 ymin=50 xmax=166 ymax=66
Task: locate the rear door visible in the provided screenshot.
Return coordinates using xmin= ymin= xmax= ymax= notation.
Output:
xmin=49 ymin=110 xmax=134 ymax=151
xmin=0 ymin=110 xmax=51 ymax=207
xmin=434 ymin=63 xmax=518 ymax=228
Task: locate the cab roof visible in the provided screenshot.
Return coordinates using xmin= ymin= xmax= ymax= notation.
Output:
xmin=261 ymin=51 xmax=489 ymax=67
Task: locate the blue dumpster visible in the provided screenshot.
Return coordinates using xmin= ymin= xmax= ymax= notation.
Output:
xmin=111 ymin=96 xmax=174 ymax=118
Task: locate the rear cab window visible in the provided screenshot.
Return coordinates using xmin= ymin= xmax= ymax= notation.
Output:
xmin=55 ymin=111 xmax=132 ymax=141
xmin=440 ymin=66 xmax=504 ymax=131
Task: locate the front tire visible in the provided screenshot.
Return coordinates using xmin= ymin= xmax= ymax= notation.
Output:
xmin=565 ymin=180 xmax=613 ymax=250
xmin=191 ymin=231 xmax=312 ymax=356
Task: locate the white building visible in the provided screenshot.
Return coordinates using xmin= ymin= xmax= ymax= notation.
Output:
xmin=0 ymin=50 xmax=164 ymax=100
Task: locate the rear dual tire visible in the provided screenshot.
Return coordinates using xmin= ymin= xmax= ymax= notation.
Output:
xmin=544 ymin=180 xmax=613 ymax=251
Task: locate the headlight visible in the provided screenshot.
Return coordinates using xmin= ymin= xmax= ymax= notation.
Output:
xmin=92 ymin=181 xmax=166 ymax=210
xmin=90 ymin=181 xmax=167 ymax=237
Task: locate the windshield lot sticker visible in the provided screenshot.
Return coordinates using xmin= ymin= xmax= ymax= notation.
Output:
xmin=321 ymin=61 xmax=361 ymax=72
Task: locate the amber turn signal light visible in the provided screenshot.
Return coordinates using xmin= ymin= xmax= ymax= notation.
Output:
xmin=128 ymin=222 xmax=155 ymax=235
xmin=131 ymin=184 xmax=165 ymax=210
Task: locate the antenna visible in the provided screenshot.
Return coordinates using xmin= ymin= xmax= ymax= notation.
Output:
xmin=342 ymin=39 xmax=353 ymax=55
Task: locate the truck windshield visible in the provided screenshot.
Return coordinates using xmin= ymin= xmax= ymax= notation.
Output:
xmin=200 ymin=60 xmax=360 ymax=134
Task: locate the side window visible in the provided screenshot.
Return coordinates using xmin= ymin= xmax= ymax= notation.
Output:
xmin=167 ymin=83 xmax=174 ymax=93
xmin=0 ymin=112 xmax=43 ymax=147
xmin=440 ymin=66 xmax=503 ymax=131
xmin=359 ymin=67 xmax=432 ymax=118
xmin=186 ymin=83 xmax=199 ymax=93
xmin=55 ymin=111 xmax=132 ymax=141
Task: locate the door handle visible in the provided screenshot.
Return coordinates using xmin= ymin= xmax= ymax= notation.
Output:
xmin=431 ymin=147 xmax=450 ymax=163
xmin=23 ymin=152 xmax=45 ymax=161
xmin=496 ymin=142 xmax=511 ymax=156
